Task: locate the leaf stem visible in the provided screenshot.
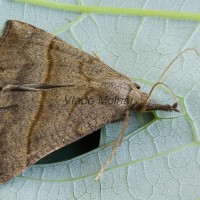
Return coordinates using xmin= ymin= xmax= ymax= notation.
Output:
xmin=17 ymin=0 xmax=200 ymax=21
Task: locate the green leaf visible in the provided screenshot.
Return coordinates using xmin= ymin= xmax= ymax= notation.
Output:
xmin=17 ymin=0 xmax=200 ymax=21
xmin=1 ymin=0 xmax=200 ymax=199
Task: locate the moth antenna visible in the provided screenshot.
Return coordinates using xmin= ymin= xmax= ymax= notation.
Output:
xmin=148 ymin=82 xmax=179 ymax=105
xmin=95 ymin=110 xmax=129 ymax=181
xmin=147 ymin=48 xmax=200 ymax=102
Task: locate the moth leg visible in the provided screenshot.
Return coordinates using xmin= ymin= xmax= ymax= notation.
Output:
xmin=145 ymin=102 xmax=179 ymax=112
xmin=0 ymin=104 xmax=18 ymax=112
xmin=92 ymin=51 xmax=100 ymax=60
xmin=2 ymin=84 xmax=73 ymax=91
xmin=95 ymin=110 xmax=129 ymax=181
xmin=111 ymin=113 xmax=129 ymax=123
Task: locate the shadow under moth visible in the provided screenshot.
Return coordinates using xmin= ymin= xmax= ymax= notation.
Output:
xmin=1 ymin=20 xmax=190 ymax=185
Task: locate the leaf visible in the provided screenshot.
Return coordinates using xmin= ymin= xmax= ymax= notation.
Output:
xmin=16 ymin=0 xmax=200 ymax=21
xmin=1 ymin=0 xmax=200 ymax=199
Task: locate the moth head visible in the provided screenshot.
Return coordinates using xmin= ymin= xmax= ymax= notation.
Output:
xmin=128 ymin=80 xmax=180 ymax=113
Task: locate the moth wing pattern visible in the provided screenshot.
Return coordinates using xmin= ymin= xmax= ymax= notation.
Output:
xmin=0 ymin=20 xmax=133 ymax=184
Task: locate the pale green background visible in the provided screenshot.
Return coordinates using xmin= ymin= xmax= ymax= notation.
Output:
xmin=0 ymin=0 xmax=200 ymax=199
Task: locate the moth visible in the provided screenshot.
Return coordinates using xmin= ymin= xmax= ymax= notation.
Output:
xmin=0 ymin=20 xmax=182 ymax=185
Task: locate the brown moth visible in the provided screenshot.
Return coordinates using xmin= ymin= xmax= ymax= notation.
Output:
xmin=0 ymin=20 xmax=179 ymax=185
